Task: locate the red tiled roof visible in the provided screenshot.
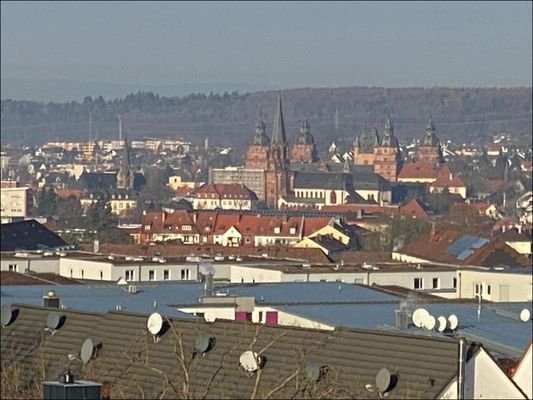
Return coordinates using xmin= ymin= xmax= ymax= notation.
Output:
xmin=431 ymin=164 xmax=465 ymax=188
xmin=54 ymin=188 xmax=84 ymax=199
xmin=193 ymin=183 xmax=257 ymax=199
xmin=398 ymin=161 xmax=440 ymax=180
xmin=399 ymin=198 xmax=430 ymax=220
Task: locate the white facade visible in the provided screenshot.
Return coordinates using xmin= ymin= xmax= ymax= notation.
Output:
xmin=457 ymin=269 xmax=533 ymax=302
xmin=512 ymin=344 xmax=532 ymax=399
xmin=0 ymin=187 xmax=32 ymax=222
xmin=439 ymin=347 xmax=526 ymax=399
xmin=0 ymin=254 xmax=60 ymax=274
xmin=59 ymin=257 xmax=199 ymax=282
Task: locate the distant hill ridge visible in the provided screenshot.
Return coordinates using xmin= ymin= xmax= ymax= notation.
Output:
xmin=1 ymin=86 xmax=531 ymax=148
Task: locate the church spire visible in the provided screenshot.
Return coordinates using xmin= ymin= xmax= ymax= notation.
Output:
xmin=384 ymin=114 xmax=393 ymax=136
xmin=271 ymin=95 xmax=287 ymax=146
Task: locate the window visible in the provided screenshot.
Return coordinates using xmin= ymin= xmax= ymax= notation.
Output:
xmin=125 ymin=270 xmax=135 ymax=281
xmin=330 ymin=191 xmax=337 ymax=204
xmin=414 ymin=278 xmax=423 ymax=290
xmin=163 ymin=270 xmax=170 ymax=280
xmin=432 ymin=278 xmax=439 ymax=289
xmin=70 ymin=269 xmax=73 ymax=278
xmin=181 ymin=269 xmax=190 ymax=280
xmin=274 ymin=227 xmax=280 ymax=234
xmin=8 ymin=264 xmax=17 ymax=272
xmin=149 ymin=270 xmax=155 ymax=281
xmin=453 ymin=277 xmax=457 ymax=289
xmin=486 ymin=285 xmax=491 ymax=295
xmin=81 ymin=270 xmax=85 ymax=279
xmin=474 ymin=283 xmax=481 ymax=295
xmin=100 ymin=271 xmax=103 ymax=280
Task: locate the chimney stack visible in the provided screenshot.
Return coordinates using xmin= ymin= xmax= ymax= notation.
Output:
xmin=43 ymin=291 xmax=60 ymax=308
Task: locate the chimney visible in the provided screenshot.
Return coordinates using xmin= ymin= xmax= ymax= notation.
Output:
xmin=502 ymin=224 xmax=506 ymax=233
xmin=43 ymin=291 xmax=60 ymax=308
xmin=457 ymin=337 xmax=467 ymax=400
xmin=430 ymin=222 xmax=436 ymax=241
xmin=161 ymin=211 xmax=166 ymax=225
xmin=204 ymin=272 xmax=214 ymax=297
xmin=517 ymin=225 xmax=522 ymax=234
xmin=93 ymin=239 xmax=100 ymax=253
xmin=395 ymin=309 xmax=409 ymax=330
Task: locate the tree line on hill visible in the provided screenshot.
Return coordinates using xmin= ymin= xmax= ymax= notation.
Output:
xmin=2 ymin=86 xmax=531 ymax=149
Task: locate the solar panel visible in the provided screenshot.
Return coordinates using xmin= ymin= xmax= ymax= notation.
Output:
xmin=446 ymin=235 xmax=482 ymax=257
xmin=471 ymin=238 xmax=489 ymax=249
xmin=457 ymin=250 xmax=473 ymax=261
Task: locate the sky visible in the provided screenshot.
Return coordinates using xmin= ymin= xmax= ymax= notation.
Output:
xmin=1 ymin=1 xmax=532 ymax=100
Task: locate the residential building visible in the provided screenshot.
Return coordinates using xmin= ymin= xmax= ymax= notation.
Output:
xmin=0 ymin=186 xmax=32 ymax=223
xmin=191 ymin=183 xmax=258 ymax=210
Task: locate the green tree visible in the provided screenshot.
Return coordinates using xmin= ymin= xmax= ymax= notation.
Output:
xmin=34 ymin=187 xmax=58 ymax=216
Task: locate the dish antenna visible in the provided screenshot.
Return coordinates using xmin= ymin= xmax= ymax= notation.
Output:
xmin=423 ymin=315 xmax=436 ymax=331
xmin=375 ymin=368 xmax=391 ymax=393
xmin=239 ymin=351 xmax=264 ymax=374
xmin=412 ymin=308 xmax=429 ymax=328
xmin=448 ymin=314 xmax=459 ymax=330
xmin=147 ymin=312 xmax=164 ymax=342
xmin=193 ymin=335 xmax=216 ymax=357
xmin=519 ymin=309 xmax=531 ymax=322
xmin=305 ymin=361 xmax=329 ymax=382
xmin=45 ymin=312 xmax=64 ymax=334
xmin=437 ymin=316 xmax=447 ymax=332
xmin=1 ymin=305 xmax=17 ymax=327
xmin=80 ymin=338 xmax=95 ymax=364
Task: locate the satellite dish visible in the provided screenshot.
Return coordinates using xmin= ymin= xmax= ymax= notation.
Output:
xmin=448 ymin=314 xmax=459 ymax=330
xmin=305 ymin=361 xmax=328 ymax=382
xmin=519 ymin=309 xmax=531 ymax=322
xmin=412 ymin=308 xmax=429 ymax=328
xmin=46 ymin=312 xmax=62 ymax=330
xmin=194 ymin=335 xmax=215 ymax=355
xmin=1 ymin=305 xmax=17 ymax=327
xmin=147 ymin=313 xmax=163 ymax=335
xmin=375 ymin=368 xmax=391 ymax=393
xmin=239 ymin=350 xmax=262 ymax=373
xmin=80 ymin=338 xmax=95 ymax=364
xmin=423 ymin=315 xmax=436 ymax=331
xmin=437 ymin=316 xmax=447 ymax=332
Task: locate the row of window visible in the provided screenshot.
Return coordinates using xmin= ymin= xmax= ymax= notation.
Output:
xmin=413 ymin=277 xmax=457 ymax=290
xmin=125 ymin=269 xmax=191 ymax=281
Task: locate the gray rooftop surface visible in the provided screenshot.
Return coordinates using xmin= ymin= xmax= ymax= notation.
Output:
xmin=278 ymin=302 xmax=532 ymax=357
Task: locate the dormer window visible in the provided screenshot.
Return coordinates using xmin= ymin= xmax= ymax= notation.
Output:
xmin=290 ymin=227 xmax=296 ymax=235
xmin=274 ymin=227 xmax=280 ymax=234
xmin=182 ymin=225 xmax=192 ymax=231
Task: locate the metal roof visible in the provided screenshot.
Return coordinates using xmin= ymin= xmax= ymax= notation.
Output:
xmin=446 ymin=235 xmax=489 ymax=260
xmin=278 ymin=302 xmax=532 ymax=357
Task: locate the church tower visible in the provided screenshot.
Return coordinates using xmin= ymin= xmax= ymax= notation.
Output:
xmin=374 ymin=115 xmax=401 ymax=182
xmin=290 ymin=120 xmax=319 ymax=164
xmin=265 ymin=95 xmax=290 ymax=208
xmin=116 ymin=134 xmax=134 ymax=189
xmin=353 ymin=127 xmax=380 ymax=166
xmin=418 ymin=117 xmax=444 ymax=165
xmin=244 ymin=120 xmax=270 ymax=169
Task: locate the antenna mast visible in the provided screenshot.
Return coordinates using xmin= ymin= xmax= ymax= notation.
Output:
xmin=118 ymin=114 xmax=123 ymax=141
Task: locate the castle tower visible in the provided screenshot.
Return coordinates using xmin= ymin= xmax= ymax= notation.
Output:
xmin=244 ymin=120 xmax=270 ymax=169
xmin=290 ymin=120 xmax=319 ymax=164
xmin=374 ymin=115 xmax=401 ymax=182
xmin=353 ymin=127 xmax=380 ymax=166
xmin=418 ymin=117 xmax=444 ymax=165
xmin=116 ymin=134 xmax=134 ymax=189
xmin=265 ymin=95 xmax=290 ymax=208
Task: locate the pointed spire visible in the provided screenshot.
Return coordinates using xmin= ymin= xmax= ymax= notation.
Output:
xmin=384 ymin=114 xmax=393 ymax=136
xmin=271 ymin=95 xmax=287 ymax=146
xmin=343 ymin=157 xmax=351 ymax=173
xmin=122 ymin=133 xmax=131 ymax=169
xmin=426 ymin=116 xmax=435 ymax=134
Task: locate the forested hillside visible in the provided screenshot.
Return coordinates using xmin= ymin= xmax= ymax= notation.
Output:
xmin=1 ymin=87 xmax=531 ymax=149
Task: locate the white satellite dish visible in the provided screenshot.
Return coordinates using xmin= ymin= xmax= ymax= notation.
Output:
xmin=80 ymin=338 xmax=95 ymax=364
xmin=239 ymin=350 xmax=262 ymax=373
xmin=412 ymin=308 xmax=429 ymax=328
xmin=147 ymin=312 xmax=163 ymax=335
xmin=423 ymin=315 xmax=436 ymax=331
xmin=46 ymin=312 xmax=62 ymax=331
xmin=375 ymin=368 xmax=391 ymax=393
xmin=437 ymin=316 xmax=447 ymax=332
xmin=448 ymin=314 xmax=459 ymax=330
xmin=519 ymin=309 xmax=531 ymax=322
xmin=1 ymin=305 xmax=16 ymax=327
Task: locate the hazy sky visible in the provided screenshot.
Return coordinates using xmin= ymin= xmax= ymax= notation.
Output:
xmin=1 ymin=1 xmax=532 ymax=89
